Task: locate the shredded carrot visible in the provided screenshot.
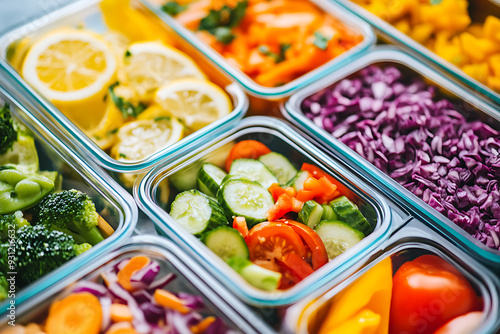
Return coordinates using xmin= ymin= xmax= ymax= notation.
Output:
xmin=110 ymin=304 xmax=134 ymax=323
xmin=190 ymin=316 xmax=217 ymax=334
xmin=154 ymin=289 xmax=191 ymax=314
xmin=117 ymin=256 xmax=151 ymax=291
xmin=104 ymin=322 xmax=138 ymax=334
xmin=97 ymin=215 xmax=115 ymax=238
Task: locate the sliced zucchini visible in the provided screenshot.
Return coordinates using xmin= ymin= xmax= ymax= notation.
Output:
xmin=258 ymin=152 xmax=297 ymax=185
xmin=297 ymin=200 xmax=323 ymax=229
xmin=315 ymin=221 xmax=364 ymax=259
xmin=286 ymin=170 xmax=310 ymax=191
xmin=226 ymin=256 xmax=281 ymax=291
xmin=169 ymin=189 xmax=227 ymax=236
xmin=321 ymin=204 xmax=337 ymax=221
xmin=197 ymin=163 xmax=227 ymax=197
xmin=329 ymin=196 xmax=371 ymax=235
xmin=229 ymin=159 xmax=278 ymax=189
xmin=202 ymin=226 xmax=249 ymax=261
xmin=218 ymin=179 xmax=274 ymax=227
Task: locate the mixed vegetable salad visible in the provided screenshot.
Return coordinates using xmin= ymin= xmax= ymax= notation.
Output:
xmin=0 ymin=104 xmax=113 ymax=301
xmin=301 ymin=64 xmax=500 ymax=250
xmin=166 ymin=139 xmax=372 ymax=291
xmin=10 ymin=0 xmax=232 ymax=186
xmin=160 ymin=0 xmax=363 ymax=87
xmin=308 ymin=253 xmax=483 ymax=334
xmin=350 ymin=0 xmax=500 ymax=92
xmin=9 ymin=255 xmax=233 ymax=334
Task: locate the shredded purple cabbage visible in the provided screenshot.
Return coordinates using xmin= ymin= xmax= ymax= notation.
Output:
xmin=301 ymin=65 xmax=500 ymax=250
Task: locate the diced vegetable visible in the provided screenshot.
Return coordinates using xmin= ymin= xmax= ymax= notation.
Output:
xmin=229 ymin=158 xmax=279 ymax=189
xmin=258 ymin=152 xmax=297 ymax=184
xmin=329 ymin=196 xmax=371 ymax=236
xmin=201 ymin=226 xmax=249 ymax=261
xmin=287 ymin=170 xmax=310 ymax=191
xmin=314 ymin=221 xmax=364 ymax=259
xmin=226 ymin=256 xmax=281 ymax=291
xmin=225 ymin=140 xmax=271 ymax=172
xmin=297 ymin=200 xmax=324 ymax=229
xmin=197 ymin=163 xmax=227 ymax=197
xmin=169 ymin=189 xmax=228 ymax=236
xmin=117 ymin=255 xmax=151 ymax=291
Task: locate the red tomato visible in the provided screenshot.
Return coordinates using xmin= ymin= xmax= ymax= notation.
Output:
xmin=278 ymin=219 xmax=328 ymax=270
xmin=389 ymin=255 xmax=482 ymax=334
xmin=232 ymin=217 xmax=248 ymax=239
xmin=276 ymin=253 xmax=314 ymax=289
xmin=246 ymin=222 xmax=306 ymax=266
xmin=225 ymin=140 xmax=271 ymax=171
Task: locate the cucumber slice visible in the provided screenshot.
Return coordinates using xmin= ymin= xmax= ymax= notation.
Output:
xmin=218 ymin=179 xmax=274 ymax=227
xmin=202 ymin=226 xmax=249 ymax=261
xmin=287 ymin=170 xmax=310 ymax=191
xmin=169 ymin=163 xmax=201 ymax=192
xmin=329 ymin=196 xmax=371 ymax=235
xmin=315 ymin=221 xmax=364 ymax=259
xmin=226 ymin=256 xmax=281 ymax=291
xmin=321 ymin=204 xmax=337 ymax=221
xmin=197 ymin=163 xmax=227 ymax=197
xmin=170 ymin=189 xmax=227 ymax=236
xmin=297 ymin=200 xmax=323 ymax=229
xmin=258 ymin=152 xmax=297 ymax=184
xmin=229 ymin=159 xmax=278 ymax=189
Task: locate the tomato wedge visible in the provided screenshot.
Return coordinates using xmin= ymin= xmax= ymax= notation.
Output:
xmin=278 ymin=219 xmax=328 ymax=270
xmin=232 ymin=216 xmax=249 ymax=239
xmin=246 ymin=222 xmax=306 ymax=267
xmin=225 ymin=140 xmax=271 ymax=171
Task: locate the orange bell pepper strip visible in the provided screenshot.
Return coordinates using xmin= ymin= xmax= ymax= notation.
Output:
xmin=296 ymin=189 xmax=316 ymax=203
xmin=266 ymin=193 xmax=293 ymax=221
xmin=269 ymin=183 xmax=287 ymax=201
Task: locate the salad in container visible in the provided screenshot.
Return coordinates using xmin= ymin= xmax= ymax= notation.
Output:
xmin=0 ymin=236 xmax=271 ymax=334
xmin=140 ymin=0 xmax=375 ymax=98
xmin=0 ymin=82 xmax=136 ymax=309
xmin=137 ymin=116 xmax=392 ymax=306
xmin=0 ymin=0 xmax=247 ymax=187
xmin=284 ymin=48 xmax=500 ymax=264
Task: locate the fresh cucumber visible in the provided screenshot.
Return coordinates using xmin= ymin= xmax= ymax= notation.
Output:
xmin=286 ymin=170 xmax=310 ymax=191
xmin=321 ymin=204 xmax=337 ymax=221
xmin=202 ymin=226 xmax=249 ymax=261
xmin=169 ymin=162 xmax=201 ymax=192
xmin=197 ymin=163 xmax=227 ymax=197
xmin=218 ymin=179 xmax=274 ymax=227
xmin=169 ymin=190 xmax=227 ymax=236
xmin=258 ymin=152 xmax=297 ymax=185
xmin=315 ymin=221 xmax=364 ymax=259
xmin=297 ymin=200 xmax=323 ymax=229
xmin=329 ymin=196 xmax=371 ymax=235
xmin=229 ymin=159 xmax=278 ymax=189
xmin=226 ymin=256 xmax=281 ymax=291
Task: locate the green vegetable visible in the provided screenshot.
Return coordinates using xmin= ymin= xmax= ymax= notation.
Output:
xmin=0 ymin=168 xmax=55 ymax=215
xmin=197 ymin=163 xmax=227 ymax=197
xmin=313 ymin=31 xmax=332 ymax=50
xmin=0 ymin=225 xmax=91 ymax=287
xmin=0 ymin=211 xmax=29 ymax=238
xmin=258 ymin=152 xmax=297 ymax=184
xmin=161 ymin=2 xmax=188 ymax=15
xmin=226 ymin=256 xmax=281 ymax=291
xmin=297 ymin=200 xmax=323 ymax=229
xmin=329 ymin=196 xmax=371 ymax=235
xmin=257 ymin=44 xmax=291 ymax=63
xmin=314 ymin=221 xmax=364 ymax=259
xmin=0 ymin=104 xmax=17 ymax=156
xmin=198 ymin=1 xmax=247 ymax=44
xmin=32 ymin=189 xmax=104 ymax=245
xmin=201 ymin=226 xmax=249 ymax=261
xmin=108 ymin=82 xmax=147 ymax=119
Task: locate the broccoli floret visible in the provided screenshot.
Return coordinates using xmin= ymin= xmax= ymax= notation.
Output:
xmin=33 ymin=189 xmax=104 ymax=245
xmin=0 ymin=104 xmax=17 ymax=156
xmin=0 ymin=211 xmax=29 ymax=238
xmin=0 ymin=225 xmax=92 ymax=287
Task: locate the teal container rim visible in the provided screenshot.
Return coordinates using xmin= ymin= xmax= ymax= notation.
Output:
xmin=284 ymin=221 xmax=500 ymax=334
xmin=6 ymin=235 xmax=273 ymax=334
xmin=135 ymin=116 xmax=393 ymax=307
xmin=333 ymin=0 xmax=500 ymax=107
xmin=0 ymin=78 xmax=138 ymax=311
xmin=0 ymin=0 xmax=249 ymax=174
xmin=283 ymin=46 xmax=500 ymax=264
xmin=139 ymin=0 xmax=376 ymax=99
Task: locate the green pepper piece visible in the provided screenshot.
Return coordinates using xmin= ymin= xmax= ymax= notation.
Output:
xmin=0 ymin=168 xmax=54 ymax=214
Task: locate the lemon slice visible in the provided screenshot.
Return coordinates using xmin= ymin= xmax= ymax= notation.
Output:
xmin=86 ymin=101 xmax=125 ymax=150
xmin=21 ymin=29 xmax=117 ymax=131
xmin=111 ymin=116 xmax=184 ymax=162
xmin=155 ymin=79 xmax=232 ymax=131
xmin=118 ymin=42 xmax=206 ymax=101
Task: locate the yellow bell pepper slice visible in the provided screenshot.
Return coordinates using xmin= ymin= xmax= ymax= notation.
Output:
xmin=484 ymin=16 xmax=500 ymax=43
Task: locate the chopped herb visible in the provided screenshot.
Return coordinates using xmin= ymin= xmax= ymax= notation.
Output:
xmin=108 ymin=82 xmax=147 ymax=119
xmin=198 ymin=1 xmax=247 ymax=44
xmin=161 ymin=2 xmax=187 ymax=16
xmin=93 ymin=135 xmax=102 ymax=140
xmin=153 ymin=116 xmax=171 ymax=122
xmin=258 ymin=43 xmax=291 ymax=63
xmin=124 ymin=50 xmax=132 ymax=58
xmin=107 ymin=128 xmax=119 ymax=135
xmin=313 ymin=31 xmax=332 ymax=50
xmin=103 ymin=94 xmax=108 ymax=102
xmin=430 ymin=0 xmax=443 ymax=4
xmin=119 ymin=153 xmax=127 ymax=158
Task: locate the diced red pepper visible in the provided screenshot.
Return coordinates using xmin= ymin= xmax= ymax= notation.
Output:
xmin=284 ymin=187 xmax=297 ymax=198
xmin=233 ymin=216 xmax=249 ymax=239
xmin=296 ymin=190 xmax=316 ymax=202
xmin=292 ymin=198 xmax=304 ymax=213
xmin=268 ymin=183 xmax=287 ymax=202
xmin=266 ymin=193 xmax=293 ymax=221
